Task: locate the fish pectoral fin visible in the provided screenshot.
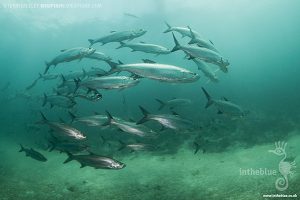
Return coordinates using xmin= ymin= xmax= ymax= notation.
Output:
xmin=217 ymin=110 xmax=223 ymax=114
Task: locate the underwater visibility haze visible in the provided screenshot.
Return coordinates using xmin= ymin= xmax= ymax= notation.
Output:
xmin=0 ymin=0 xmax=300 ymax=199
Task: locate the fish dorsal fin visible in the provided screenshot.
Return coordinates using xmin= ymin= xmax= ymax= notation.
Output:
xmin=110 ymin=31 xmax=116 ymax=33
xmin=94 ymin=112 xmax=100 ymax=115
xmin=209 ymin=40 xmax=214 ymax=45
xmin=118 ymin=60 xmax=124 ymax=65
xmin=140 ymin=41 xmax=145 ymax=43
xmin=142 ymin=59 xmax=156 ymax=63
xmin=88 ymin=150 xmax=96 ymax=155
xmin=128 ymin=118 xmax=135 ymax=122
xmin=60 ymin=49 xmax=67 ymax=52
xmin=223 ymin=97 xmax=229 ymax=101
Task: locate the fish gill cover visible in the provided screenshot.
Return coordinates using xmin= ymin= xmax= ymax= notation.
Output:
xmin=0 ymin=0 xmax=299 ymax=200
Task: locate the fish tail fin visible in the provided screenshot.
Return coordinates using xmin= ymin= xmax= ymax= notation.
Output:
xmin=163 ymin=21 xmax=172 ymax=33
xmin=155 ymin=98 xmax=166 ymax=110
xmin=74 ymin=78 xmax=81 ymax=93
xmin=102 ymin=110 xmax=113 ymax=126
xmin=42 ymin=93 xmax=47 ymax=107
xmin=19 ymin=144 xmax=25 ymax=152
xmin=105 ymin=60 xmax=119 ymax=75
xmin=118 ymin=140 xmax=126 ymax=151
xmin=137 ymin=105 xmax=150 ymax=124
xmin=194 ymin=142 xmax=200 ymax=155
xmin=187 ymin=26 xmax=196 ymax=44
xmin=171 ymin=33 xmax=181 ymax=52
xmin=88 ymin=39 xmax=94 ymax=47
xmin=116 ymin=42 xmax=126 ymax=49
xmin=48 ymin=141 xmax=56 ymax=152
xmin=44 ymin=61 xmax=51 ymax=74
xmin=201 ymin=87 xmax=213 ymax=108
xmin=68 ymin=111 xmax=76 ymax=123
xmin=38 ymin=73 xmax=43 ymax=79
xmin=40 ymin=112 xmax=48 ymax=123
xmin=63 ymin=151 xmax=74 ymax=164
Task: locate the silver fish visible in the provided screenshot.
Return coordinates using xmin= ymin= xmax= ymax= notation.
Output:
xmin=76 ymin=76 xmax=139 ymax=90
xmin=103 ymin=111 xmax=157 ymax=138
xmin=191 ymin=59 xmax=218 ymax=83
xmin=155 ymin=98 xmax=192 ymax=110
xmin=137 ymin=106 xmax=193 ymax=130
xmin=19 ymin=144 xmax=47 ymax=162
xmin=118 ymin=141 xmax=157 ymax=152
xmin=187 ymin=26 xmax=219 ymax=53
xmin=42 ymin=93 xmax=76 ymax=108
xmin=163 ymin=22 xmax=200 ymax=38
xmin=171 ymin=33 xmax=229 ymax=73
xmin=44 ymin=47 xmax=96 ymax=74
xmin=68 ymin=112 xmax=121 ymax=127
xmin=117 ymin=41 xmax=171 ymax=55
xmin=88 ymin=29 xmax=146 ymax=46
xmin=202 ymin=87 xmax=245 ymax=116
xmin=64 ymin=152 xmax=125 ymax=169
xmin=40 ymin=112 xmax=86 ymax=140
xmin=86 ymin=51 xmax=112 ymax=61
xmin=106 ymin=61 xmax=200 ymax=83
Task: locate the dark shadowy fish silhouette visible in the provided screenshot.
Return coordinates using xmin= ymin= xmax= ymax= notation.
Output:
xmin=19 ymin=144 xmax=47 ymax=162
xmin=124 ymin=12 xmax=139 ymax=19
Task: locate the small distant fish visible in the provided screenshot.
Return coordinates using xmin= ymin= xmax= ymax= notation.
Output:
xmin=116 ymin=41 xmax=171 ymax=55
xmin=42 ymin=93 xmax=76 ymax=109
xmin=44 ymin=47 xmax=96 ymax=74
xmin=26 ymin=77 xmax=40 ymax=90
xmin=106 ymin=60 xmax=200 ymax=83
xmin=88 ymin=29 xmax=146 ymax=46
xmin=118 ymin=140 xmax=157 ymax=152
xmin=137 ymin=106 xmax=193 ymax=130
xmin=163 ymin=22 xmax=200 ymax=38
xmin=171 ymin=33 xmax=229 ymax=73
xmin=123 ymin=12 xmax=139 ymax=19
xmin=201 ymin=87 xmax=245 ymax=117
xmin=19 ymin=144 xmax=47 ymax=162
xmin=155 ymin=98 xmax=191 ymax=110
xmin=86 ymin=51 xmax=112 ymax=61
xmin=39 ymin=112 xmax=86 ymax=141
xmin=63 ymin=151 xmax=126 ymax=169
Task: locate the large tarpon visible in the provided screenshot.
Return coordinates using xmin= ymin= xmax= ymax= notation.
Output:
xmin=191 ymin=59 xmax=219 ymax=83
xmin=75 ymin=76 xmax=139 ymax=91
xmin=187 ymin=26 xmax=219 ymax=53
xmin=106 ymin=60 xmax=200 ymax=83
xmin=88 ymin=29 xmax=146 ymax=46
xmin=42 ymin=93 xmax=76 ymax=109
xmin=39 ymin=112 xmax=86 ymax=140
xmin=103 ymin=111 xmax=157 ymax=138
xmin=86 ymin=51 xmax=112 ymax=61
xmin=137 ymin=106 xmax=193 ymax=131
xmin=64 ymin=151 xmax=126 ymax=169
xmin=163 ymin=22 xmax=200 ymax=38
xmin=155 ymin=98 xmax=192 ymax=110
xmin=69 ymin=112 xmax=120 ymax=127
xmin=44 ymin=47 xmax=96 ymax=74
xmin=171 ymin=33 xmax=229 ymax=73
xmin=116 ymin=41 xmax=171 ymax=55
xmin=201 ymin=87 xmax=245 ymax=116
xmin=19 ymin=144 xmax=47 ymax=162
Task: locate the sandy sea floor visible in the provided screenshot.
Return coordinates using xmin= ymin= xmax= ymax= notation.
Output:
xmin=0 ymin=130 xmax=299 ymax=200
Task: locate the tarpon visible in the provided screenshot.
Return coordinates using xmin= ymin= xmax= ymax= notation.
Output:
xmin=64 ymin=151 xmax=125 ymax=169
xmin=155 ymin=98 xmax=192 ymax=110
xmin=106 ymin=60 xmax=200 ymax=83
xmin=44 ymin=47 xmax=96 ymax=74
xmin=201 ymin=87 xmax=245 ymax=116
xmin=171 ymin=33 xmax=229 ymax=73
xmin=137 ymin=106 xmax=193 ymax=130
xmin=116 ymin=41 xmax=171 ymax=55
xmin=42 ymin=93 xmax=76 ymax=108
xmin=86 ymin=51 xmax=112 ymax=61
xmin=191 ymin=59 xmax=219 ymax=83
xmin=163 ymin=22 xmax=200 ymax=38
xmin=19 ymin=144 xmax=47 ymax=162
xmin=88 ymin=29 xmax=146 ymax=46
